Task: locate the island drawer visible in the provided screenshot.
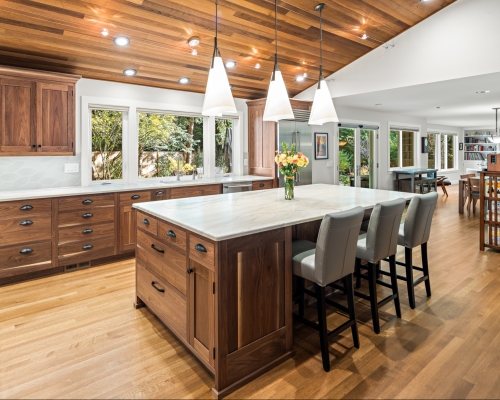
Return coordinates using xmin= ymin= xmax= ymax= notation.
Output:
xmin=253 ymin=180 xmax=274 ymax=190
xmin=189 ymin=235 xmax=215 ymax=270
xmin=158 ymin=221 xmax=187 ymax=251
xmin=136 ymin=230 xmax=186 ymax=295
xmin=58 ymin=222 xmax=115 ymax=245
xmin=58 ymin=194 xmax=115 ymax=212
xmin=0 ymin=214 xmax=52 ymax=247
xmin=119 ymin=191 xmax=151 ymax=205
xmin=0 ymin=240 xmax=52 ymax=278
xmin=137 ymin=212 xmax=158 ymax=236
xmin=170 ymin=184 xmax=222 ymax=199
xmin=59 ymin=207 xmax=115 ymax=228
xmin=0 ymin=199 xmax=52 ymax=218
xmin=136 ymin=260 xmax=187 ymax=340
xmin=58 ymin=236 xmax=115 ymax=265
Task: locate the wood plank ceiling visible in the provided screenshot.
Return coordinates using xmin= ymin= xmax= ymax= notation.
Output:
xmin=0 ymin=0 xmax=456 ymax=99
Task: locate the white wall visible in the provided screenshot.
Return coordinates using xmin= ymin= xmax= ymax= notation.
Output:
xmin=295 ymin=0 xmax=500 ymax=101
xmin=310 ymin=122 xmax=336 ymax=185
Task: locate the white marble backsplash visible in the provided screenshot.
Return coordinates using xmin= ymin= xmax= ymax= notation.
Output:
xmin=0 ymin=156 xmax=81 ymax=191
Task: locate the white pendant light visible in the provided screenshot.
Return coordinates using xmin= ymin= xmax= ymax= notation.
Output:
xmin=263 ymin=0 xmax=294 ymax=122
xmin=202 ymin=0 xmax=236 ymax=117
xmin=308 ymin=3 xmax=339 ymax=126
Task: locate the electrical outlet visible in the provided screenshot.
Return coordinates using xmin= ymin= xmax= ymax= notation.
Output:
xmin=64 ymin=163 xmax=79 ymax=173
xmin=326 ymin=162 xmax=334 ymax=168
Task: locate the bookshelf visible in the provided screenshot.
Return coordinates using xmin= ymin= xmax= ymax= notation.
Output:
xmin=464 ymin=130 xmax=497 ymax=169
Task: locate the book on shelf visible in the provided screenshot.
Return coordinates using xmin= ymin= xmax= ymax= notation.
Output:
xmin=464 ymin=152 xmax=485 ymax=160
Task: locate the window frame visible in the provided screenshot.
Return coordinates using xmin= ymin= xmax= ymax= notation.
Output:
xmin=215 ymin=115 xmax=240 ymax=176
xmin=388 ymin=124 xmax=419 ymax=171
xmin=427 ymin=130 xmax=458 ymax=172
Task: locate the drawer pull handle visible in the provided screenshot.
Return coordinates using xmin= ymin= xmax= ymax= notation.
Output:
xmin=142 ymin=219 xmax=150 ymax=225
xmin=187 ymin=268 xmax=193 ymax=274
xmin=20 ymin=205 xmax=33 ymax=210
xmin=82 ymin=213 xmax=93 ymax=218
xmin=259 ymin=183 xmax=265 ymax=187
xmin=20 ymin=248 xmax=33 ymax=254
xmin=195 ymin=243 xmax=207 ymax=253
xmin=156 ymin=191 xmax=164 ymax=195
xmin=20 ymin=220 xmax=33 ymax=226
xmin=151 ymin=281 xmax=165 ymax=293
xmin=167 ymin=230 xmax=176 ymax=238
xmin=151 ymin=244 xmax=164 ymax=254
xmin=82 ymin=229 xmax=93 ymax=234
xmin=82 ymin=244 xmax=93 ymax=250
xmin=131 ymin=195 xmax=141 ymax=199
xmin=82 ymin=199 xmax=93 ymax=204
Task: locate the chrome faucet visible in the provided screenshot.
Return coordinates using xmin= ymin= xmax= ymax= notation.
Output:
xmin=175 ymin=154 xmax=185 ymax=181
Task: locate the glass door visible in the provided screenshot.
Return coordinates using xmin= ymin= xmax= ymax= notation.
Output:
xmin=338 ymin=127 xmax=376 ymax=188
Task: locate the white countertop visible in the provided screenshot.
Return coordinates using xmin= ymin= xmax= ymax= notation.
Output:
xmin=134 ymin=184 xmax=416 ymax=241
xmin=0 ymin=175 xmax=271 ymax=202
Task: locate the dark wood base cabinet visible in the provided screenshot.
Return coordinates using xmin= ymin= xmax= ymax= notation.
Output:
xmin=135 ymin=211 xmax=293 ymax=398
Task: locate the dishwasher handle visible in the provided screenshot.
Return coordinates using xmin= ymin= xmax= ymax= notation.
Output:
xmin=224 ymin=184 xmax=252 ymax=188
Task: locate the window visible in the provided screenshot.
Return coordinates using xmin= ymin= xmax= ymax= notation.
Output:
xmin=137 ymin=113 xmax=202 ymax=179
xmin=390 ymin=129 xmax=416 ymax=168
xmin=427 ymin=131 xmax=456 ymax=171
xmin=428 ymin=133 xmax=437 ymax=169
xmin=215 ymin=118 xmax=234 ymax=173
xmin=91 ymin=109 xmax=124 ymax=181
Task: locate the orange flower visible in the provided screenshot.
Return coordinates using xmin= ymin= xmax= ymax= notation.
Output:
xmin=298 ymin=152 xmax=303 ymax=157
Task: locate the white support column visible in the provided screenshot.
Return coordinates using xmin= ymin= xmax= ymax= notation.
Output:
xmin=204 ymin=116 xmax=216 ymax=178
xmin=128 ymin=107 xmax=138 ymax=182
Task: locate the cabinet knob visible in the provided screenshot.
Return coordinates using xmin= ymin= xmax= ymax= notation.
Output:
xmin=32 ymin=145 xmax=36 ymax=148
xmin=131 ymin=195 xmax=140 ymax=199
xmin=142 ymin=219 xmax=150 ymax=225
xmin=82 ymin=229 xmax=93 ymax=234
xmin=82 ymin=213 xmax=93 ymax=218
xmin=195 ymin=243 xmax=207 ymax=253
xmin=82 ymin=199 xmax=93 ymax=204
xmin=151 ymin=281 xmax=165 ymax=293
xmin=259 ymin=183 xmax=265 ymax=187
xmin=151 ymin=244 xmax=164 ymax=254
xmin=38 ymin=144 xmax=41 ymax=148
xmin=20 ymin=248 xmax=33 ymax=254
xmin=82 ymin=244 xmax=93 ymax=250
xmin=20 ymin=205 xmax=33 ymax=211
xmin=187 ymin=268 xmax=193 ymax=274
xmin=19 ymin=220 xmax=33 ymax=226
xmin=156 ymin=191 xmax=164 ymax=195
xmin=167 ymin=230 xmax=176 ymax=238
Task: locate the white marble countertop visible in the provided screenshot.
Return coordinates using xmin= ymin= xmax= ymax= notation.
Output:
xmin=134 ymin=184 xmax=416 ymax=241
xmin=0 ymin=175 xmax=272 ymax=202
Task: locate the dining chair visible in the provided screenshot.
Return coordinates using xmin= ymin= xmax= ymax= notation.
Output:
xmin=436 ymin=176 xmax=449 ymax=196
xmin=460 ymin=173 xmax=476 ymax=206
xmin=467 ymin=177 xmax=481 ymax=216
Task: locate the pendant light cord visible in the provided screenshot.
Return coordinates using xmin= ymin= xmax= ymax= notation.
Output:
xmin=272 ymin=0 xmax=278 ymax=81
xmin=318 ymin=5 xmax=324 ymax=88
xmin=212 ymin=0 xmax=219 ymax=68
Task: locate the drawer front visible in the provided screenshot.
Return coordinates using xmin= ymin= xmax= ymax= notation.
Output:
xmin=0 ymin=241 xmax=52 ymax=278
xmin=59 ymin=207 xmax=115 ymax=228
xmin=58 ymin=236 xmax=115 ymax=265
xmin=0 ymin=214 xmax=52 ymax=246
xmin=119 ymin=191 xmax=151 ymax=205
xmin=252 ymin=180 xmax=274 ymax=190
xmin=158 ymin=221 xmax=187 ymax=251
xmin=58 ymin=194 xmax=115 ymax=212
xmin=0 ymin=199 xmax=51 ymax=218
xmin=170 ymin=184 xmax=221 ymax=199
xmin=189 ymin=235 xmax=215 ymax=270
xmin=136 ymin=260 xmax=187 ymax=339
xmin=136 ymin=230 xmax=186 ymax=295
xmin=59 ymin=222 xmax=115 ymax=245
xmin=137 ymin=212 xmax=158 ymax=237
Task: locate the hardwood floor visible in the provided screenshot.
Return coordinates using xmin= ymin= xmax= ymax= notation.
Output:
xmin=1 ymin=185 xmax=500 ymax=399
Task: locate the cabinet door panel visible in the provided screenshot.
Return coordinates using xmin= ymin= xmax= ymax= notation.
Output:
xmin=0 ymin=78 xmax=35 ymax=153
xmin=119 ymin=205 xmax=137 ymax=253
xmin=189 ymin=259 xmax=215 ymax=367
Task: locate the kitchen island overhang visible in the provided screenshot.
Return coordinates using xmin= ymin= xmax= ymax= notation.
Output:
xmin=132 ymin=184 xmax=416 ymax=398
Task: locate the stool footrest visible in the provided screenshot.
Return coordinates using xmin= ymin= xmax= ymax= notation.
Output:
xmin=354 ymin=291 xmax=371 ymax=301
xmin=377 ymin=293 xmax=398 ymax=308
xmin=327 ymin=320 xmax=355 ymax=339
xmin=325 ymin=298 xmax=349 ymax=314
xmin=376 ymin=280 xmax=393 ymax=289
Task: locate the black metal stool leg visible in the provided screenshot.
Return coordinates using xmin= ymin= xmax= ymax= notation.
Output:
xmin=389 ymin=254 xmax=401 ymax=318
xmin=297 ymin=277 xmax=305 ymax=317
xmin=405 ymin=247 xmax=416 ymax=309
xmin=367 ymin=263 xmax=380 ymax=334
xmin=345 ymin=274 xmax=359 ymax=348
xmin=421 ymin=242 xmax=431 ymax=297
xmin=315 ymin=284 xmax=330 ymax=372
xmin=355 ymin=258 xmax=362 ymax=289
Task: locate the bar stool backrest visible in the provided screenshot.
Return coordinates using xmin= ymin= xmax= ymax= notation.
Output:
xmin=364 ymin=198 xmax=406 ymax=263
xmin=402 ymin=192 xmax=438 ymax=248
xmin=314 ymin=206 xmax=364 ymax=286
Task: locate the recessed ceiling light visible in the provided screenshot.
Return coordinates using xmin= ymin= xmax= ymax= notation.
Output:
xmin=225 ymin=60 xmax=236 ymax=68
xmin=191 ymin=49 xmax=198 ymax=56
xmin=188 ymin=36 xmax=200 ymax=47
xmin=114 ymin=36 xmax=130 ymax=46
xmin=361 ymin=34 xmax=368 ymax=40
xmin=255 ymin=63 xmax=261 ymax=69
xmin=374 ymin=103 xmax=382 ymax=106
xmin=101 ymin=28 xmax=109 ymax=37
xmin=476 ymin=90 xmax=490 ymax=94
xmin=303 ymin=73 xmax=307 ymax=78
xmin=436 ymin=106 xmax=441 ymax=109
xmin=123 ymin=69 xmax=137 ymax=76
xmin=229 ymin=84 xmax=234 ymax=89
xmin=296 ymin=75 xmax=305 ymax=82
xmin=178 ymin=77 xmax=190 ymax=84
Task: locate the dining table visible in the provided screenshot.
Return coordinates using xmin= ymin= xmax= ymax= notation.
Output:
xmin=392 ymin=168 xmax=438 ymax=193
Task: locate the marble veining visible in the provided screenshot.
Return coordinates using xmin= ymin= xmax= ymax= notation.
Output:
xmin=134 ymin=184 xmax=416 ymax=241
xmin=0 ymin=175 xmax=271 ymax=202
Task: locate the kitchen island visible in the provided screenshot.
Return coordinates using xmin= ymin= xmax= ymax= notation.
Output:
xmin=133 ymin=184 xmax=415 ymax=398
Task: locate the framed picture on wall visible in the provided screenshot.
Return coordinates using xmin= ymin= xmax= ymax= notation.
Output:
xmin=421 ymin=137 xmax=429 ymax=153
xmin=314 ymin=132 xmax=328 ymax=159
xmin=459 ymin=142 xmax=464 ymax=151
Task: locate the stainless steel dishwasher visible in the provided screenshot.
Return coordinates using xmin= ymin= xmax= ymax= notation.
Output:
xmin=222 ymin=181 xmax=253 ymax=194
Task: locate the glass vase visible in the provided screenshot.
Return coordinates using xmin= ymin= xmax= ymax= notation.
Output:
xmin=284 ymin=175 xmax=295 ymax=200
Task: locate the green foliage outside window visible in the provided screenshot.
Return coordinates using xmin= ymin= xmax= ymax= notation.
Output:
xmin=91 ymin=110 xmax=123 ymax=181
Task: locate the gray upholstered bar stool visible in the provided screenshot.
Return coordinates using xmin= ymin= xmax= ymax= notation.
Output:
xmin=380 ymin=192 xmax=438 ymax=309
xmin=292 ymin=206 xmax=365 ymax=372
xmin=355 ymin=198 xmax=406 ymax=334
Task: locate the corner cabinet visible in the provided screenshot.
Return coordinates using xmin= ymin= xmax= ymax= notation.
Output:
xmin=0 ymin=65 xmax=80 ymax=156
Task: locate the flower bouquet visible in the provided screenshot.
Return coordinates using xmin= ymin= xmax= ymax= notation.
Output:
xmin=275 ymin=142 xmax=310 ymax=200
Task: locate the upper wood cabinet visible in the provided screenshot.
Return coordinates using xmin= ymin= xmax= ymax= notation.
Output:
xmin=246 ymin=98 xmax=312 ymax=182
xmin=0 ymin=65 xmax=80 ymax=156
